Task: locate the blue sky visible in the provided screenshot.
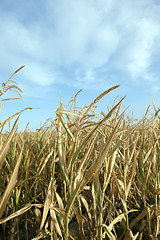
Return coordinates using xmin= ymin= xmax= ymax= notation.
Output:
xmin=1 ymin=0 xmax=160 ymax=131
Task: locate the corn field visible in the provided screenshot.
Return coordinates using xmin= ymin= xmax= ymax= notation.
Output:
xmin=0 ymin=67 xmax=160 ymax=240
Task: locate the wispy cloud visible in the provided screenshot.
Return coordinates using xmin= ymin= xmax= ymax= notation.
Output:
xmin=0 ymin=0 xmax=160 ymax=92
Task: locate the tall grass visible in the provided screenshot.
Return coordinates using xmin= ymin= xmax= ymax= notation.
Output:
xmin=0 ymin=67 xmax=160 ymax=240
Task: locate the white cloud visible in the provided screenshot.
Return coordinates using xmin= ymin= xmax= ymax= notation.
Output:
xmin=0 ymin=0 xmax=160 ymax=90
xmin=152 ymin=85 xmax=160 ymax=93
xmin=124 ymin=19 xmax=160 ymax=80
xmin=22 ymin=63 xmax=54 ymax=86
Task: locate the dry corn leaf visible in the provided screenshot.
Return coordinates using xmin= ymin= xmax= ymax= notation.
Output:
xmin=91 ymin=181 xmax=98 ymax=223
xmin=40 ymin=177 xmax=54 ymax=230
xmin=50 ymin=207 xmax=65 ymax=218
xmin=126 ymin=145 xmax=139 ymax=198
xmin=0 ymin=115 xmax=19 ymax=170
xmin=102 ymin=224 xmax=116 ymax=240
xmin=7 ymin=66 xmax=25 ymax=82
xmin=57 ymin=114 xmax=75 ymax=142
xmin=108 ymin=213 xmax=126 ymax=231
xmin=104 ymin=149 xmax=118 ymax=191
xmin=0 ymin=149 xmax=23 ymax=218
xmin=0 ymin=107 xmax=32 ymax=129
xmin=55 ymin=192 xmax=64 ymax=210
xmin=80 ymin=195 xmax=92 ymax=222
xmin=50 ymin=203 xmax=63 ymax=237
xmin=155 ymin=215 xmax=160 ymax=237
xmin=112 ymin=170 xmax=124 ymax=199
xmin=79 ymin=116 xmax=123 ymax=193
xmin=72 ymin=133 xmax=98 ymax=193
xmin=2 ymin=97 xmax=22 ymax=101
xmin=0 ymin=204 xmax=32 ymax=224
xmin=57 ymin=111 xmax=70 ymax=187
xmin=124 ymin=229 xmax=138 ymax=240
xmin=77 ymin=132 xmax=98 ymax=173
xmin=129 ymin=207 xmax=149 ymax=230
xmin=56 ymin=108 xmax=79 ymax=117
xmin=38 ymin=149 xmax=54 ymax=174
xmin=73 ymin=89 xmax=82 ymax=113
xmin=85 ymin=85 xmax=120 ymax=115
